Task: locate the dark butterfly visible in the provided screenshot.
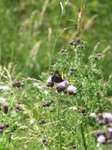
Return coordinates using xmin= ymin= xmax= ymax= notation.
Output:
xmin=51 ymin=71 xmax=63 ymax=83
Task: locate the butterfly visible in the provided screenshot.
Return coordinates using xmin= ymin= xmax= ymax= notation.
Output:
xmin=51 ymin=71 xmax=64 ymax=83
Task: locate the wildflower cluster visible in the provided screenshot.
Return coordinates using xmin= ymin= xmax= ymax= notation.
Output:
xmin=69 ymin=37 xmax=84 ymax=49
xmin=0 ymin=35 xmax=110 ymax=150
xmin=35 ymin=35 xmax=112 ymax=150
xmin=12 ymin=81 xmax=24 ymax=88
xmin=94 ymin=53 xmax=101 ymax=61
xmin=96 ymin=112 xmax=112 ymax=144
xmin=0 ymin=102 xmax=22 ymax=134
xmin=47 ymin=76 xmax=77 ymax=96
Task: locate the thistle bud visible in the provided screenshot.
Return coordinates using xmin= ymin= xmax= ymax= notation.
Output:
xmin=3 ymin=102 xmax=8 ymax=114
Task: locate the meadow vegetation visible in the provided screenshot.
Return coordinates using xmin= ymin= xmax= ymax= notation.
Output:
xmin=0 ymin=0 xmax=112 ymax=150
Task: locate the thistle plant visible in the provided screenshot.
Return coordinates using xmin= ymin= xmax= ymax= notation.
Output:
xmin=0 ymin=32 xmax=111 ymax=150
xmin=38 ymin=36 xmax=112 ymax=149
xmin=0 ymin=1 xmax=112 ymax=150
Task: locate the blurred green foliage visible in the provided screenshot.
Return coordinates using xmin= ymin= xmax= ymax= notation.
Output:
xmin=0 ymin=0 xmax=112 ymax=79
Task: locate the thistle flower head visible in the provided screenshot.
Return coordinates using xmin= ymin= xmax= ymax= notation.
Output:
xmin=60 ymin=48 xmax=64 ymax=54
xmin=108 ymin=127 xmax=112 ymax=134
xmin=102 ymin=112 xmax=112 ymax=123
xmin=62 ymin=80 xmax=69 ymax=86
xmin=56 ymin=82 xmax=65 ymax=93
xmin=69 ymin=40 xmax=74 ymax=45
xmin=47 ymin=77 xmax=54 ymax=87
xmin=3 ymin=102 xmax=8 ymax=114
xmin=68 ymin=85 xmax=77 ymax=95
xmin=97 ymin=134 xmax=107 ymax=144
xmin=76 ymin=37 xmax=80 ymax=44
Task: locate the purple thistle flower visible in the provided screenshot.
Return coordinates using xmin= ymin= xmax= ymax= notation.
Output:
xmin=62 ymin=80 xmax=69 ymax=86
xmin=76 ymin=38 xmax=80 ymax=44
xmin=69 ymin=40 xmax=74 ymax=45
xmin=102 ymin=112 xmax=112 ymax=123
xmin=0 ymin=124 xmax=5 ymax=129
xmin=97 ymin=134 xmax=107 ymax=144
xmin=60 ymin=48 xmax=65 ymax=54
xmin=43 ymin=101 xmax=51 ymax=107
xmin=15 ymin=105 xmax=21 ymax=111
xmin=3 ymin=102 xmax=8 ymax=114
xmin=12 ymin=81 xmax=24 ymax=88
xmin=47 ymin=77 xmax=54 ymax=87
xmin=97 ymin=130 xmax=107 ymax=144
xmin=68 ymin=85 xmax=77 ymax=96
xmin=108 ymin=127 xmax=112 ymax=134
xmin=56 ymin=82 xmax=65 ymax=93
xmin=16 ymin=81 xmax=21 ymax=88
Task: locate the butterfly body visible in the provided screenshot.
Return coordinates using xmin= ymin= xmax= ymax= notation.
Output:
xmin=51 ymin=71 xmax=63 ymax=83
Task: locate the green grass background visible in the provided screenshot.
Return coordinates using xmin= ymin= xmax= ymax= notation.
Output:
xmin=0 ymin=0 xmax=112 ymax=80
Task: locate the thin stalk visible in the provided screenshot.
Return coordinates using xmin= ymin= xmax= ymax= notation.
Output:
xmin=58 ymin=95 xmax=62 ymax=150
xmin=48 ymin=3 xmax=66 ymax=71
xmin=80 ymin=122 xmax=87 ymax=150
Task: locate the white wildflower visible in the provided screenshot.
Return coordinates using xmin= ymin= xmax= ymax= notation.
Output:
xmin=44 ymin=90 xmax=48 ymax=95
xmin=89 ymin=113 xmax=96 ymax=118
xmin=29 ymin=119 xmax=34 ymax=124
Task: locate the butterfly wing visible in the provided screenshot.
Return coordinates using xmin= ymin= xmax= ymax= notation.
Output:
xmin=52 ymin=71 xmax=63 ymax=83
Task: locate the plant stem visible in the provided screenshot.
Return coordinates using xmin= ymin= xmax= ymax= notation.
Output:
xmin=58 ymin=96 xmax=62 ymax=150
xmin=48 ymin=2 xmax=67 ymax=71
xmin=80 ymin=122 xmax=87 ymax=150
